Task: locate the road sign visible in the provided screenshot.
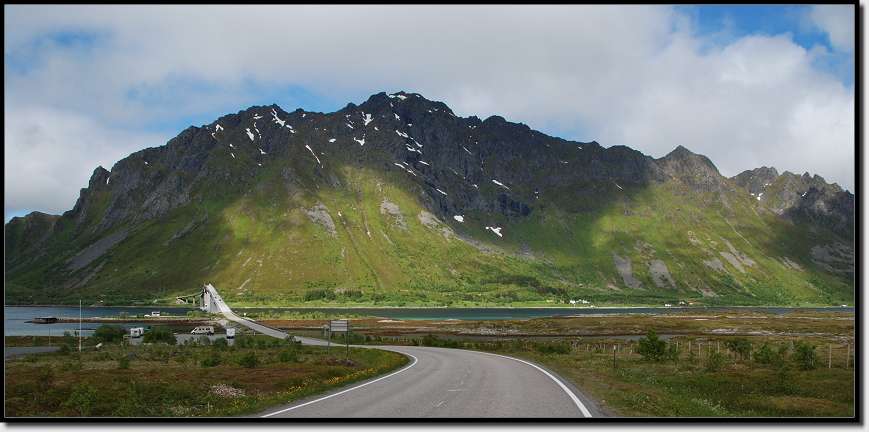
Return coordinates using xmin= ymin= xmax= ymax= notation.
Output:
xmin=330 ymin=320 xmax=349 ymax=332
xmin=329 ymin=321 xmax=351 ymax=362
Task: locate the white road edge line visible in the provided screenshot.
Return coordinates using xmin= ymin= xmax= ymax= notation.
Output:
xmin=479 ymin=351 xmax=593 ymax=417
xmin=260 ymin=352 xmax=419 ymax=417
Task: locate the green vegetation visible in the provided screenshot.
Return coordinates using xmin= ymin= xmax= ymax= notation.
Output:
xmin=5 ymin=309 xmax=853 ymax=418
xmin=4 ymin=156 xmax=853 ymax=309
xmin=4 ymin=335 xmax=408 ymax=417
xmin=142 ymin=326 xmax=176 ymax=345
xmin=279 ymin=309 xmax=853 ymax=417
xmin=405 ymin=333 xmax=853 ymax=417
xmin=636 ymin=330 xmax=667 ymax=362
xmin=91 ymin=324 xmax=127 ymax=344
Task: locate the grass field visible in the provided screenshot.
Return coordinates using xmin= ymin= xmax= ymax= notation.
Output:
xmin=4 ymin=334 xmax=407 ymax=418
xmin=262 ymin=309 xmax=856 ymax=418
xmin=5 ymin=309 xmax=855 ymax=418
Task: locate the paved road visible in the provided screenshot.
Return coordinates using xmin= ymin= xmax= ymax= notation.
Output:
xmin=206 ymin=286 xmax=603 ymax=418
xmin=204 ymin=285 xmax=298 ymax=340
xmin=256 ymin=342 xmax=601 ymax=418
xmin=5 ymin=346 xmax=62 ymax=356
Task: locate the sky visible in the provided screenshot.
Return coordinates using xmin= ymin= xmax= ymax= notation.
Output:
xmin=4 ymin=5 xmax=857 ymax=223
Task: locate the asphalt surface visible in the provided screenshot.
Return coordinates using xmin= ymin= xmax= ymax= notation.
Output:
xmin=198 ymin=286 xmax=604 ymax=418
xmin=7 ymin=287 xmax=604 ymax=418
xmin=256 ymin=343 xmax=602 ymax=418
xmin=5 ymin=346 xmax=62 ymax=356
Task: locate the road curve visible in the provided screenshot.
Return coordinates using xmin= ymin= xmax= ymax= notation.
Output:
xmin=257 ymin=343 xmax=602 ymax=418
xmin=208 ymin=286 xmax=603 ymax=418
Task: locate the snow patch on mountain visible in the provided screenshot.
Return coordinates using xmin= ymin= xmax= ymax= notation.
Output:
xmin=492 ymin=179 xmax=509 ymax=190
xmin=271 ymin=108 xmax=286 ymax=127
xmin=305 ymin=145 xmax=321 ymax=165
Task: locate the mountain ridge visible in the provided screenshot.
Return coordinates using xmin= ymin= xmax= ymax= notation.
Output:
xmin=5 ymin=91 xmax=855 ymax=307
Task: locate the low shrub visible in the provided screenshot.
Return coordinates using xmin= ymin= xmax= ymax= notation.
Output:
xmin=62 ymin=381 xmax=96 ymax=416
xmin=58 ymin=360 xmax=83 ymax=372
xmin=236 ymin=352 xmax=260 ymax=369
xmin=200 ymin=352 xmax=222 ymax=368
xmin=637 ymin=330 xmax=667 ymax=361
xmin=792 ymin=341 xmax=817 ymax=371
xmin=118 ymin=355 xmax=131 ymax=370
xmin=725 ymin=338 xmax=753 ymax=363
xmin=278 ymin=348 xmax=299 ymax=363
xmin=532 ymin=342 xmax=571 ymax=355
xmin=420 ymin=334 xmax=463 ymax=349
xmin=703 ymin=349 xmax=726 ymax=372
xmin=753 ymin=342 xmax=787 ymax=367
xmin=93 ymin=324 xmax=127 ymax=344
xmin=57 ymin=344 xmax=72 ymax=356
xmin=142 ymin=326 xmax=176 ymax=345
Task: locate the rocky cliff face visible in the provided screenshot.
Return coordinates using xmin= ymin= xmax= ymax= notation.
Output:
xmin=730 ymin=167 xmax=854 ymax=240
xmin=59 ymin=92 xmax=675 ymax=235
xmin=5 ymin=92 xmax=855 ymax=307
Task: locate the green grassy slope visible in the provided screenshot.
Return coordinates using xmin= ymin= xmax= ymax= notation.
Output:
xmin=4 ymin=95 xmax=853 ymax=308
xmin=7 ymin=160 xmax=851 ymax=308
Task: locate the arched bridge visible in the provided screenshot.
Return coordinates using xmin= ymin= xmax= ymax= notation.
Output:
xmin=177 ymin=284 xmax=290 ymax=339
xmin=175 ymin=284 xmax=225 ymax=314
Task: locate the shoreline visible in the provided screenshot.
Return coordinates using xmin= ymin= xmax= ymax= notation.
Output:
xmin=23 ymin=317 xmax=217 ymax=324
xmin=5 ymin=304 xmax=850 ymax=310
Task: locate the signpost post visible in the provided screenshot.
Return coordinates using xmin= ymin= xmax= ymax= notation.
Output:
xmin=324 ymin=324 xmax=331 ymax=359
xmin=330 ymin=320 xmax=350 ymax=362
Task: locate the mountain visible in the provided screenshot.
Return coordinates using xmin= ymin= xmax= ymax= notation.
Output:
xmin=730 ymin=167 xmax=855 ymax=240
xmin=5 ymin=92 xmax=855 ymax=307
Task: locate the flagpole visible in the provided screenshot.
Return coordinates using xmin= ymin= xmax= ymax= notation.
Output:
xmin=79 ymin=299 xmax=82 ymax=351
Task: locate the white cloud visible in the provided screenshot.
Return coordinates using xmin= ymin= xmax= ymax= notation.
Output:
xmin=810 ymin=5 xmax=855 ymax=52
xmin=3 ymin=5 xmax=856 ymax=222
xmin=4 ymin=106 xmax=164 ymax=221
xmin=606 ymin=30 xmax=854 ymax=191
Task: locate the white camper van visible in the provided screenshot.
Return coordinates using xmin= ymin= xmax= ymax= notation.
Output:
xmin=226 ymin=328 xmax=235 ymax=339
xmin=130 ymin=327 xmax=145 ymax=338
xmin=191 ymin=326 xmax=214 ymax=335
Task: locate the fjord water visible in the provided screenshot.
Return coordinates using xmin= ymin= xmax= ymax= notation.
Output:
xmin=4 ymin=306 xmax=199 ymax=337
xmin=6 ymin=305 xmax=852 ymax=337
